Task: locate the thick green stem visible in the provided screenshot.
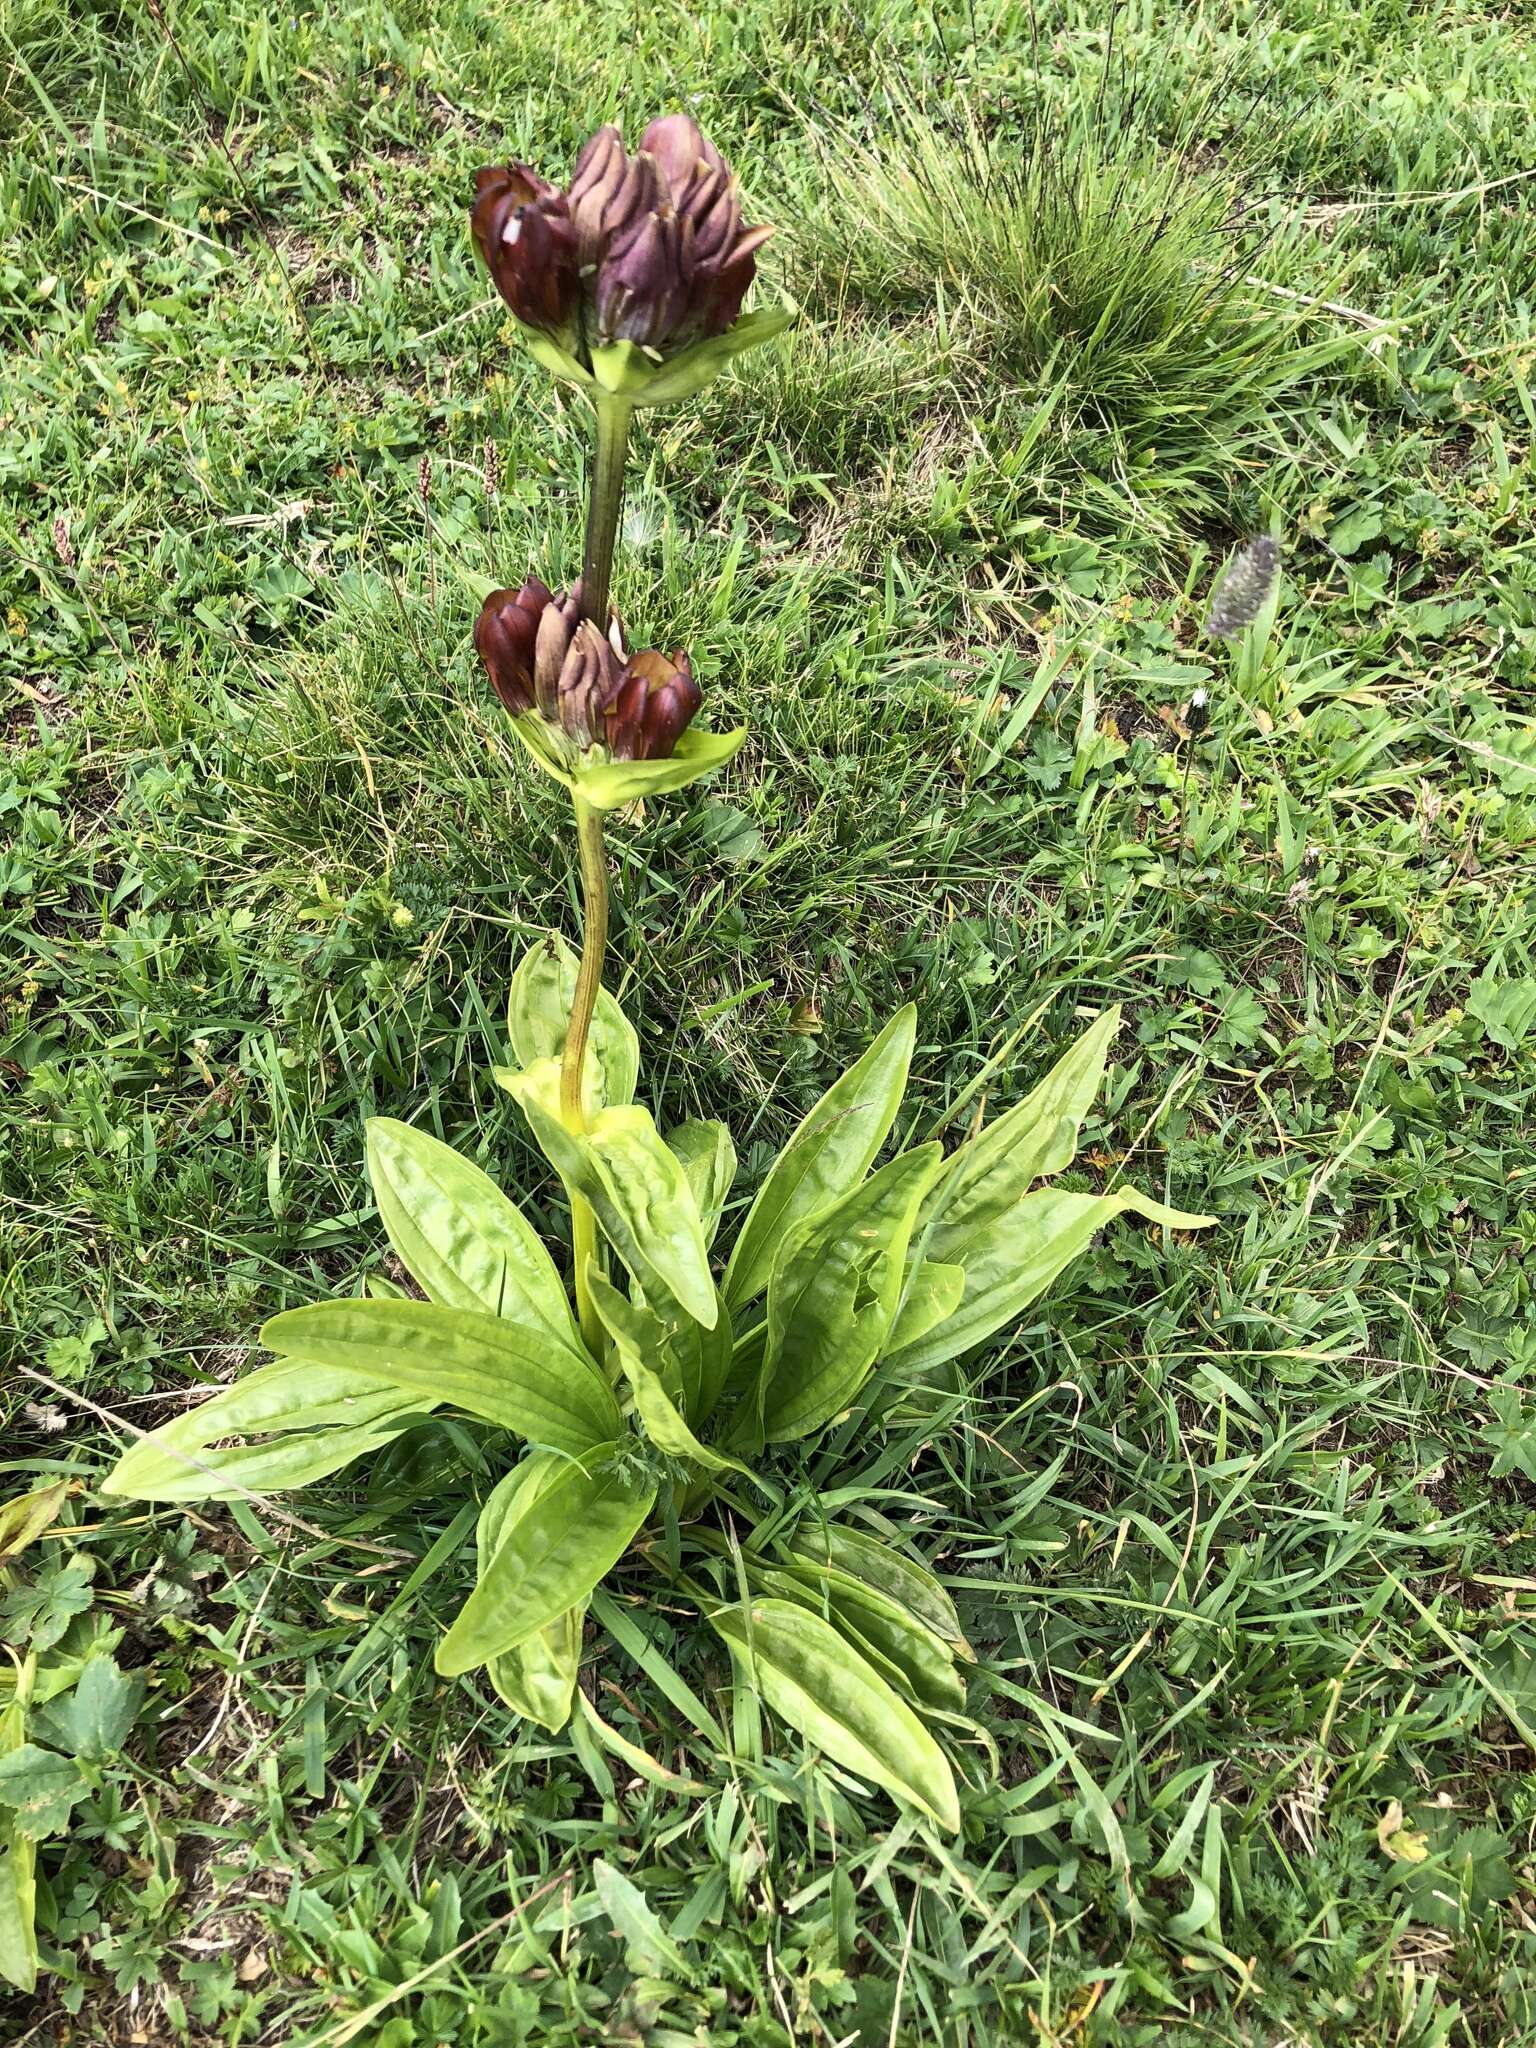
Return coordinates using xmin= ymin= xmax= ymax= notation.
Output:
xmin=579 ymin=395 xmax=633 ymax=630
xmin=561 ymin=795 xmax=610 ymax=1355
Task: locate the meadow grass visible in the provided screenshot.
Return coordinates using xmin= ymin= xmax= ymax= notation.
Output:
xmin=3 ymin=0 xmax=1536 ymax=2040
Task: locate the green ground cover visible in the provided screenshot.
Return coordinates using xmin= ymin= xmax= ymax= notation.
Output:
xmin=3 ymin=0 xmax=1536 ymax=2038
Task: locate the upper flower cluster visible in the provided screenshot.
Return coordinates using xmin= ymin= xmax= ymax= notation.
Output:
xmin=472 ymin=114 xmax=773 ymax=379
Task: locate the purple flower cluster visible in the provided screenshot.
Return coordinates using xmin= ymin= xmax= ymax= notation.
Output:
xmin=472 ymin=114 xmax=771 ymax=356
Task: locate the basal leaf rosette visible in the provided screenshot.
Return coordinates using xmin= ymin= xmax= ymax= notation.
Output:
xmin=470 ymin=114 xmax=792 ymax=407
xmin=475 ymin=575 xmax=743 ymax=807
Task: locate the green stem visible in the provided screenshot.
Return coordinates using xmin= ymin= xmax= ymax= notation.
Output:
xmin=579 ymin=395 xmax=633 ymax=630
xmin=561 ymin=794 xmax=610 ymax=1355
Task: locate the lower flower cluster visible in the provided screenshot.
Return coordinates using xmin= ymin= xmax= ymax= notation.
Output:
xmin=476 ymin=577 xmax=701 ymax=763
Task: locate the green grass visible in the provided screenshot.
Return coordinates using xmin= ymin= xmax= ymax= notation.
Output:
xmin=4 ymin=0 xmax=1536 ymax=2038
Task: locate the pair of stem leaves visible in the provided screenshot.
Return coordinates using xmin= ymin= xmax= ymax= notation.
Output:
xmin=103 ymin=940 xmax=1209 ymax=1828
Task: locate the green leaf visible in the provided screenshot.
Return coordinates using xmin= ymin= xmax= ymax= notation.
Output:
xmin=921 ymin=1008 xmax=1120 ymax=1260
xmin=760 ymin=1145 xmax=942 ymax=1442
xmin=887 ymin=1185 xmax=1214 ymax=1381
xmin=796 ymin=1526 xmax=972 ymax=1660
xmin=365 ymin=1118 xmax=576 ymax=1340
xmin=435 ymin=1446 xmax=653 ymax=1676
xmin=0 ymin=1482 xmax=70 ymax=1568
xmin=621 ymin=305 xmax=796 ymax=407
xmin=725 ymin=1006 xmax=917 ymax=1310
xmin=592 ymin=1858 xmax=696 ymax=1982
xmin=886 ymin=1262 xmax=965 ymax=1355
xmin=507 ymin=934 xmax=639 ymax=1111
xmin=503 ymin=709 xmax=576 ymax=789
xmin=583 ymin=1261 xmax=732 ymax=1429
xmin=666 ymin=1119 xmax=737 ymax=1248
xmin=710 ymin=1599 xmax=958 ymax=1830
xmin=0 ymin=1699 xmax=36 ymax=1994
xmin=1486 ymin=1388 xmax=1536 ymax=1482
xmin=32 ymin=1656 xmax=143 ymax=1763
xmin=478 ymin=1461 xmax=587 ymax=1732
xmin=766 ymin=1560 xmax=966 ymax=1712
xmin=522 ymin=327 xmax=596 ymax=390
xmin=261 ymin=1300 xmax=621 ymax=1455
xmin=586 ymin=1267 xmax=745 ymax=1474
xmin=570 ymin=727 xmax=747 ymax=810
xmin=517 ymin=1095 xmax=716 ymax=1329
xmin=0 ymin=1820 xmax=35 ymax=1993
xmin=0 ymin=1745 xmax=88 ymax=1841
xmin=101 ymin=1359 xmax=436 ymax=1503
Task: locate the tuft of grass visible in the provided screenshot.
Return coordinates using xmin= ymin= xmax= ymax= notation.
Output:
xmin=802 ymin=71 xmax=1364 ymax=525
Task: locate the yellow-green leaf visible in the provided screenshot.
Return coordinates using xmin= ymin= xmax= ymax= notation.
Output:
xmin=887 ymin=1185 xmax=1214 ymax=1379
xmin=725 ymin=1005 xmax=917 ymax=1311
xmin=478 ymin=1460 xmax=587 ymax=1731
xmin=436 ymin=1447 xmax=653 ymax=1675
xmin=366 ymin=1118 xmax=575 ymax=1341
xmin=571 ymin=727 xmax=747 ymax=810
xmin=506 ymin=934 xmax=640 ymax=1112
xmin=710 ymin=1599 xmax=959 ymax=1831
xmin=922 ymin=1008 xmax=1121 ymax=1259
xmin=261 ymin=1299 xmax=620 ymax=1454
xmin=101 ymin=1359 xmax=435 ymax=1503
xmin=0 ymin=1482 xmax=70 ymax=1569
xmin=760 ymin=1145 xmax=942 ymax=1442
xmin=666 ymin=1119 xmax=737 ymax=1248
xmin=517 ymin=1095 xmax=717 ymax=1329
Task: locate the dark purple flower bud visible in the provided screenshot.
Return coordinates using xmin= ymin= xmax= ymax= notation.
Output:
xmin=567 ymin=127 xmax=663 ymax=271
xmin=470 ymin=165 xmax=579 ymax=336
xmin=595 ymin=209 xmax=689 ymax=347
xmin=638 ymin=114 xmax=725 ymax=204
xmin=475 ymin=578 xmax=554 ymax=716
xmin=604 ymin=648 xmax=701 ymax=761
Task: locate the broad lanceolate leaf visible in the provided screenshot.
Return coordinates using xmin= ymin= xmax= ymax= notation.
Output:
xmin=518 ymin=1094 xmax=717 ymax=1329
xmin=794 ymin=1525 xmax=973 ymax=1660
xmin=759 ymin=1145 xmax=943 ymax=1443
xmin=0 ymin=1482 xmax=69 ymax=1569
xmin=571 ymin=726 xmax=747 ymax=810
xmin=623 ymin=1353 xmax=753 ymax=1478
xmin=436 ymin=1446 xmax=654 ymax=1676
xmin=478 ymin=1461 xmax=587 ymax=1731
xmin=710 ymin=1599 xmax=959 ymax=1831
xmin=666 ymin=1120 xmax=737 ymax=1248
xmin=101 ymin=1359 xmax=436 ymax=1503
xmin=725 ymin=1006 xmax=918 ymax=1311
xmin=585 ymin=1264 xmax=732 ymax=1429
xmin=886 ymin=1185 xmax=1214 ymax=1382
xmin=619 ymin=304 xmax=796 ymax=407
xmin=366 ymin=1118 xmax=576 ymax=1341
xmin=762 ymin=1560 xmax=966 ymax=1712
xmin=0 ymin=1820 xmax=35 ymax=1992
xmin=886 ymin=1262 xmax=965 ymax=1355
xmin=921 ymin=1007 xmax=1120 ymax=1262
xmin=507 ymin=934 xmax=639 ymax=1112
xmin=262 ymin=1300 xmax=620 ymax=1455
xmin=587 ymin=1268 xmax=746 ymax=1475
